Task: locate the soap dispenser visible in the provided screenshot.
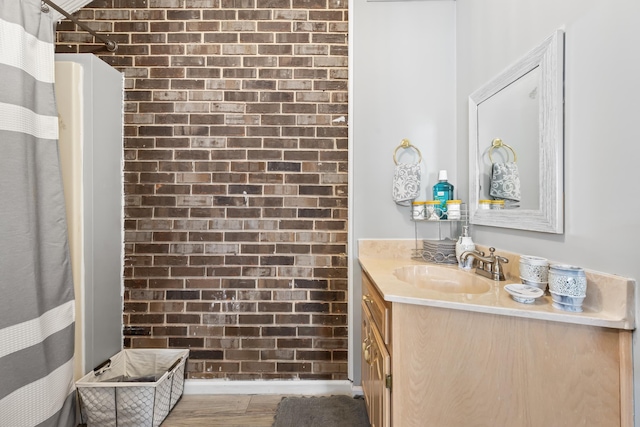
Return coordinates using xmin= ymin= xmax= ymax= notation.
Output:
xmin=455 ymin=225 xmax=475 ymax=270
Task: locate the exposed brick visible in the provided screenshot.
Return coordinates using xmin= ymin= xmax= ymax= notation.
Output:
xmin=190 ymin=350 xmax=224 ymax=360
xmin=186 ymin=302 xmax=221 ymax=312
xmin=260 ymin=256 xmax=295 ymax=266
xmin=242 ymin=361 xmax=278 ymax=374
xmin=169 ymin=265 xmax=203 ymax=276
xmin=185 ymin=278 xmax=220 ymax=290
xmin=276 ymin=314 xmax=310 ymax=324
xmin=123 ymin=326 xmax=151 ymax=336
xmin=298 ymin=326 xmax=333 ymax=337
xmin=263 ymin=326 xmax=297 ymax=337
xmin=167 ymin=290 xmax=201 ymax=300
xmin=277 ymin=362 xmax=311 ymax=373
xmin=148 ymin=278 xmax=184 ymax=288
xmin=225 ymin=326 xmax=261 ymax=337
xmin=204 ymin=361 xmax=240 ymax=373
xmin=129 ymin=338 xmax=168 ymax=348
xmin=168 ymin=337 xmax=204 ymax=348
xmin=258 ymin=302 xmax=292 ymax=312
xmin=239 ymin=314 xmax=274 ymax=325
xmin=167 ymin=314 xmax=202 ymax=324
xmin=58 ymin=0 xmax=348 ymax=380
xmin=129 ymin=314 xmax=165 ymax=324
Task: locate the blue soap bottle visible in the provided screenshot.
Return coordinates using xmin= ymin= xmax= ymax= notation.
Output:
xmin=432 ymin=170 xmax=454 ymax=219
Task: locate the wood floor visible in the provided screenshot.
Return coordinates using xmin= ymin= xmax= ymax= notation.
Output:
xmin=162 ymin=394 xmax=286 ymax=427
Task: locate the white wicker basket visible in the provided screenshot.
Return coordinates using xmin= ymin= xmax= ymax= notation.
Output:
xmin=76 ymin=349 xmax=189 ymax=427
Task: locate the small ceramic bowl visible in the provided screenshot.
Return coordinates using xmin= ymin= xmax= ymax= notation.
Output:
xmin=504 ymin=284 xmax=544 ymax=304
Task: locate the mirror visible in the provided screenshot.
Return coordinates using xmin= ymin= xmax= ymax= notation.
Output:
xmin=469 ymin=29 xmax=564 ymax=233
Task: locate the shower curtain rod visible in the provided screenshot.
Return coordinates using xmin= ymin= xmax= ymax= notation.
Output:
xmin=42 ymin=0 xmax=118 ymax=52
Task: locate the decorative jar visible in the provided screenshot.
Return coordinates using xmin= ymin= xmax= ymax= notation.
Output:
xmin=478 ymin=200 xmax=492 ymax=210
xmin=411 ymin=201 xmax=426 ymax=220
xmin=425 ymin=201 xmax=441 ymax=220
xmin=446 ymin=200 xmax=462 ymax=220
xmin=490 ymin=200 xmax=505 ymax=210
xmin=519 ymin=255 xmax=549 ymax=284
xmin=548 ymin=264 xmax=587 ymax=297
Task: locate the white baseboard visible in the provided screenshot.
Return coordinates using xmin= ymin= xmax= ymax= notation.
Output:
xmin=184 ymin=379 xmax=355 ymax=396
xmin=351 ymin=385 xmax=363 ymax=396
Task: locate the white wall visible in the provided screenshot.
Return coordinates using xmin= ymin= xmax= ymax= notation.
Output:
xmin=350 ymin=0 xmax=456 ymax=383
xmin=456 ymin=0 xmax=640 ymax=422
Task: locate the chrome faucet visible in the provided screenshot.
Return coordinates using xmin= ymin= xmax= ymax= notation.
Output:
xmin=460 ymin=247 xmax=509 ymax=281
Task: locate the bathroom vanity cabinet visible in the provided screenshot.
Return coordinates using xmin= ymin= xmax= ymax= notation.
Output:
xmin=360 ymin=265 xmax=633 ymax=426
xmin=361 ymin=273 xmax=391 ymax=427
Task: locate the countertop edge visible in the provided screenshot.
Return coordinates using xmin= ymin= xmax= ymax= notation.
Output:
xmin=359 ymin=256 xmax=635 ymax=331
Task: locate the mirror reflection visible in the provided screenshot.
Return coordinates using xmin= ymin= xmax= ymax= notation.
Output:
xmin=477 ymin=66 xmax=540 ymax=210
xmin=468 ymin=29 xmax=564 ymax=234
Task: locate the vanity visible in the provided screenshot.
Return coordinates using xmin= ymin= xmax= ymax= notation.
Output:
xmin=359 ymin=240 xmax=635 ymax=427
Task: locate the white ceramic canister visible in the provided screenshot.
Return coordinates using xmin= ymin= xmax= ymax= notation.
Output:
xmin=548 ymin=264 xmax=587 ymax=297
xmin=490 ymin=200 xmax=505 ymax=210
xmin=519 ymin=255 xmax=549 ymax=266
xmin=519 ymin=255 xmax=549 ymax=284
xmin=446 ymin=200 xmax=462 ymax=220
xmin=412 ymin=200 xmax=426 ymax=220
xmin=425 ymin=201 xmax=441 ymax=220
xmin=478 ymin=199 xmax=492 ymax=210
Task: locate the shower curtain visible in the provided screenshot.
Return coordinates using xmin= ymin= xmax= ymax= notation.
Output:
xmin=0 ymin=0 xmax=86 ymax=425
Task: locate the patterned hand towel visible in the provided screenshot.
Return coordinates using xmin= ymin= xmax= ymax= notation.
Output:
xmin=392 ymin=163 xmax=421 ymax=206
xmin=490 ymin=161 xmax=521 ymax=202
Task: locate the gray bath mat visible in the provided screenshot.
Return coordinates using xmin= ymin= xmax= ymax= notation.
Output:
xmin=272 ymin=395 xmax=370 ymax=427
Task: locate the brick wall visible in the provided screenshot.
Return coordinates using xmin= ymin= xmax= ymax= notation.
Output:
xmin=54 ymin=0 xmax=349 ymax=380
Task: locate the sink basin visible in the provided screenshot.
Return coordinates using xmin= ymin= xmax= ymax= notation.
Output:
xmin=393 ymin=265 xmax=492 ymax=294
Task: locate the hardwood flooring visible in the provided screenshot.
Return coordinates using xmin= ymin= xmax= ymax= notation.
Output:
xmin=162 ymin=394 xmax=286 ymax=427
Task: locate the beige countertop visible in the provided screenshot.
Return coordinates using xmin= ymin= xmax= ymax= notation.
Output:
xmin=359 ymin=239 xmax=636 ymax=330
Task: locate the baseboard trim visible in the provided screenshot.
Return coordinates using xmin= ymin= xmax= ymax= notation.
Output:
xmin=351 ymin=385 xmax=363 ymax=396
xmin=184 ymin=379 xmax=355 ymax=396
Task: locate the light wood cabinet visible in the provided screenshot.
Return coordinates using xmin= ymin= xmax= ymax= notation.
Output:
xmin=361 ymin=269 xmax=633 ymax=427
xmin=361 ymin=273 xmax=391 ymax=427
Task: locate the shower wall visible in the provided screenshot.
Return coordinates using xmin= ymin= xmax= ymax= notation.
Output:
xmin=54 ymin=0 xmax=349 ymax=380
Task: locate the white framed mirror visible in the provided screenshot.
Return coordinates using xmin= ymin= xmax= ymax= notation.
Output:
xmin=469 ymin=29 xmax=564 ymax=234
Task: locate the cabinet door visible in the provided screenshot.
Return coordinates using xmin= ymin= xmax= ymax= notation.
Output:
xmin=361 ymin=302 xmax=373 ymax=415
xmin=369 ymin=321 xmax=391 ymax=427
xmin=362 ymin=272 xmax=391 ymax=345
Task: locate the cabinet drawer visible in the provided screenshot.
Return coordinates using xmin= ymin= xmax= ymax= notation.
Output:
xmin=362 ymin=271 xmax=391 ymax=345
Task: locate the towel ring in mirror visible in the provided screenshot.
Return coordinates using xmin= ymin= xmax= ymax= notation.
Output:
xmin=488 ymin=138 xmax=518 ymax=163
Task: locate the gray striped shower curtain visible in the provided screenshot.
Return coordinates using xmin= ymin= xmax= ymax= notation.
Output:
xmin=0 ymin=0 xmax=86 ymax=425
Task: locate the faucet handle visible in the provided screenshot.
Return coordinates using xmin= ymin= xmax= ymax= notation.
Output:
xmin=495 ymin=255 xmax=509 ymax=264
xmin=492 ymin=251 xmax=509 ymax=281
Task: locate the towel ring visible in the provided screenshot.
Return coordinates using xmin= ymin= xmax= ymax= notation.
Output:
xmin=393 ymin=138 xmax=423 ymax=165
xmin=488 ymin=138 xmax=518 ymax=163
